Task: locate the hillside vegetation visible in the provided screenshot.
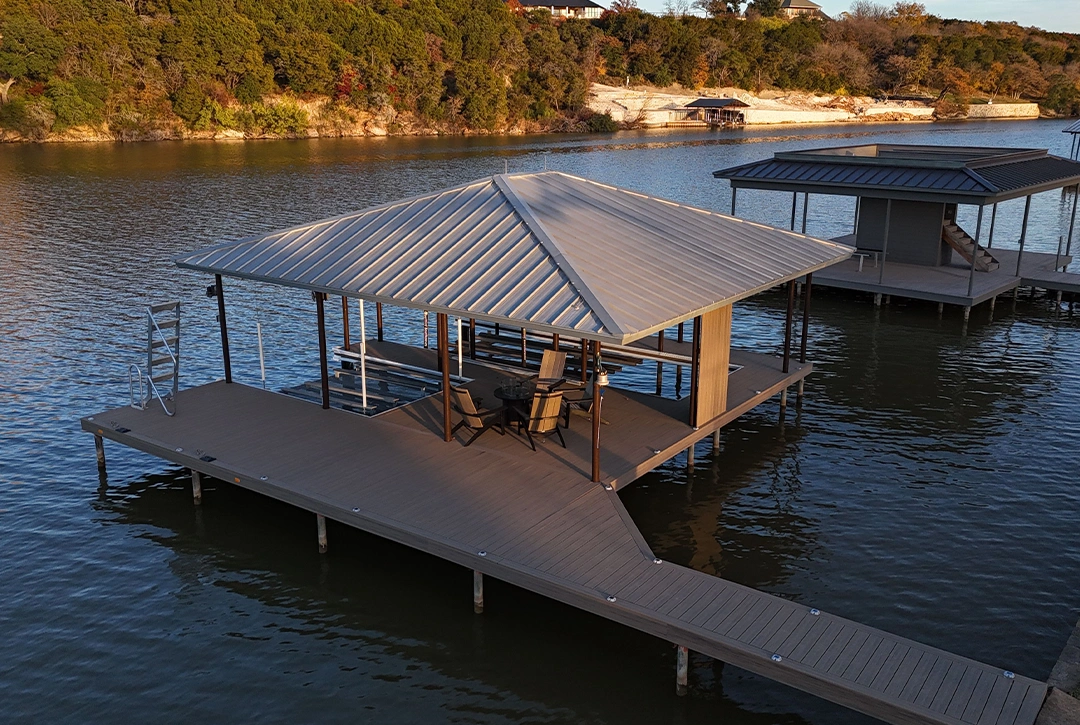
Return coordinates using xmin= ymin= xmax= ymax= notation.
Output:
xmin=0 ymin=0 xmax=1078 ymax=141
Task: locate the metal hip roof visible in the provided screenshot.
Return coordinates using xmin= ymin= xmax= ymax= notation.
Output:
xmin=175 ymin=172 xmax=851 ymax=344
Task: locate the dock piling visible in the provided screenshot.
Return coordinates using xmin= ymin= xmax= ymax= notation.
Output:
xmin=990 ymin=296 xmax=997 ymax=318
xmin=191 ymin=469 xmax=202 ymax=505
xmin=712 ymin=430 xmax=720 ymax=450
xmin=686 ymin=445 xmax=694 ymax=472
xmin=963 ymin=306 xmax=971 ymax=322
xmin=797 ymin=378 xmax=805 ymax=399
xmin=874 ymin=293 xmax=882 ymax=307
xmin=473 ymin=570 xmax=484 ymax=614
xmin=780 ymin=386 xmax=788 ymax=408
xmin=94 ymin=434 xmax=106 ymax=472
xmin=676 ymin=645 xmax=689 ymax=696
xmin=937 ymin=302 xmax=944 ymax=317
xmin=317 ymin=514 xmax=327 ymax=553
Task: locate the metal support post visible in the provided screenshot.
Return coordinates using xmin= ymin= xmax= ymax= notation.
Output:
xmin=878 ymin=200 xmax=892 ymax=285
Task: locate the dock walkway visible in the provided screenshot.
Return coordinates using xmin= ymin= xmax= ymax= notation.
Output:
xmin=84 ymin=349 xmax=1045 ymax=725
xmin=818 ymin=237 xmax=1079 ymax=307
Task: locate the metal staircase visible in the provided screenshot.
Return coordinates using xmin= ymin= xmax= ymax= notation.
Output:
xmin=942 ymin=221 xmax=1000 ymax=271
xmin=128 ymin=302 xmax=179 ymax=416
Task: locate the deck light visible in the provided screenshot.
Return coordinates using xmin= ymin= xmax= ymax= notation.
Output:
xmin=810 ymin=608 xmax=820 ymax=616
xmin=602 ymin=483 xmax=613 ymax=491
xmin=606 ymin=595 xmax=617 ymax=602
xmin=653 ymin=558 xmax=662 ymax=564
xmin=478 ymin=550 xmax=487 ymax=557
xmin=352 ymin=507 xmax=360 ymax=512
xmin=175 ymin=447 xmax=183 ymax=452
xmin=1003 ymin=671 xmax=1015 ymax=679
xmin=260 ymin=476 xmax=268 ymax=481
xmin=771 ymin=654 xmax=782 ymax=663
xmin=595 ymin=351 xmax=609 ymax=387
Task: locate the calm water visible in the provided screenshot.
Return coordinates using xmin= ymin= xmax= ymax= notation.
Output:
xmin=2 ymin=121 xmax=1079 ymax=724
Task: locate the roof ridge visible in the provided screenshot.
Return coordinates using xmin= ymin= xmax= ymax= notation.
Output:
xmin=962 ymin=167 xmax=1002 ymax=195
xmin=492 ymin=174 xmax=623 ymax=339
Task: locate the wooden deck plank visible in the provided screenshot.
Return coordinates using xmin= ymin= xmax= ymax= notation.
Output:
xmin=788 ymin=618 xmax=837 ymax=662
xmin=975 ymin=676 xmax=1015 ymax=725
xmin=690 ymin=585 xmax=741 ymax=629
xmin=885 ymin=649 xmax=932 ymax=698
xmin=962 ymin=670 xmax=1002 ymax=724
xmin=906 ymin=655 xmax=952 ymax=705
xmin=929 ymin=661 xmax=968 ymax=712
xmin=805 ymin=623 xmax=854 ymax=670
xmin=753 ymin=608 xmax=800 ymax=650
xmin=1011 ymin=684 xmax=1046 ymax=725
xmin=739 ymin=600 xmax=790 ymax=646
xmin=996 ymin=681 xmax=1031 ymax=725
xmin=823 ymin=628 xmax=870 ymax=675
xmin=839 ymin=633 xmax=884 ymax=680
xmin=945 ymin=667 xmax=986 ymax=719
xmin=868 ymin=643 xmax=911 ymax=691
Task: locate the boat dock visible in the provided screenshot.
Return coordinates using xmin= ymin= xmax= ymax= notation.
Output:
xmin=92 ymin=171 xmax=1056 ymax=724
xmin=815 ymin=240 xmax=1077 ymax=308
xmin=85 ymin=347 xmax=1046 ymax=725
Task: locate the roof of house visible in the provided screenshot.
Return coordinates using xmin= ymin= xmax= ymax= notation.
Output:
xmin=175 ymin=172 xmax=851 ymax=345
xmin=518 ymin=0 xmax=604 ymax=7
xmin=714 ymin=144 xmax=1080 ymax=205
xmin=781 ymin=0 xmax=822 ymax=8
xmin=685 ymin=98 xmax=750 ymax=109
xmin=1063 ymin=119 xmax=1080 ymax=134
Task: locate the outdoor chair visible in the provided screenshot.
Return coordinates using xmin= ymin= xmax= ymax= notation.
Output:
xmin=519 ymin=389 xmax=566 ymax=451
xmin=529 ymin=350 xmax=568 ymax=391
xmin=450 ymin=386 xmax=505 ymax=447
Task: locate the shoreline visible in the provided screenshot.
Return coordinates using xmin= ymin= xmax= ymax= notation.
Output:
xmin=0 ymin=112 xmax=1062 ymax=146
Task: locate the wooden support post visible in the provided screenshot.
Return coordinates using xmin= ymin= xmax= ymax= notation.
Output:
xmin=938 ymin=302 xmax=944 ymax=317
xmin=688 ymin=316 xmax=701 ymax=427
xmin=799 ymin=273 xmax=812 ymax=364
xmin=676 ymin=645 xmax=689 ymax=696
xmin=473 ymin=570 xmax=484 ymax=614
xmin=215 ymin=274 xmax=232 ymax=383
xmin=552 ymin=333 xmax=560 ymax=351
xmin=801 ymin=192 xmax=809 ymax=234
xmin=317 ymin=514 xmax=327 ymax=553
xmin=990 ymin=296 xmax=997 ymax=316
xmin=730 ymin=187 xmax=737 ymax=216
xmin=439 ymin=314 xmax=452 ymax=442
xmin=780 ymin=386 xmax=788 ymax=408
xmin=94 ymin=435 xmax=106 ymax=472
xmin=884 ymin=295 xmax=890 ymax=305
xmin=874 ymin=293 xmax=882 ymax=307
xmin=191 ymin=469 xmax=202 ymax=505
xmin=967 ymin=206 xmax=984 ymax=298
xmin=963 ymin=306 xmax=971 ymax=322
xmin=712 ymin=430 xmax=720 ymax=450
xmin=341 ymin=296 xmax=350 ymax=349
xmin=591 ymin=341 xmax=603 ymax=483
xmin=376 ymin=302 xmax=384 ymax=341
xmin=1015 ymin=195 xmax=1032 ymax=277
xmin=1066 ymin=188 xmax=1078 ymax=258
xmin=789 ymin=192 xmax=798 ymax=231
xmin=315 ymin=293 xmax=330 ymax=410
xmin=686 ymin=445 xmax=694 ymax=472
xmin=782 ymin=281 xmax=795 ymax=374
xmin=878 ymin=200 xmax=892 ymax=285
xmin=797 ymin=378 xmax=805 ymax=398
xmin=675 ymin=323 xmax=684 ymax=397
xmin=987 ymin=203 xmax=998 ymax=248
xmin=655 ymin=328 xmax=665 ymax=396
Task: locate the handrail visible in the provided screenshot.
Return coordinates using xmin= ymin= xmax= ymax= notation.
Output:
xmin=147 ymin=308 xmax=177 ymax=367
xmin=128 ymin=363 xmax=175 ymax=417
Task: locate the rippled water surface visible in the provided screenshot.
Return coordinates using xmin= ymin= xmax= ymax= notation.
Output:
xmin=2 ymin=121 xmax=1079 ymax=724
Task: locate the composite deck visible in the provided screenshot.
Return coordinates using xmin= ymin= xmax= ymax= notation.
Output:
xmin=818 ymin=237 xmax=1079 ymax=307
xmin=84 ymin=348 xmax=1046 ymax=725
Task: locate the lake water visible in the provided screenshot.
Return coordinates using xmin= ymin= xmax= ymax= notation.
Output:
xmin=2 ymin=120 xmax=1079 ymax=724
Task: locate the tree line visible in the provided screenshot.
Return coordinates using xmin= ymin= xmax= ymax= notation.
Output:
xmin=0 ymin=0 xmax=1078 ymax=140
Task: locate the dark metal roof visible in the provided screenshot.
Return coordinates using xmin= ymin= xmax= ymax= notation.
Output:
xmin=685 ymin=98 xmax=750 ymax=109
xmin=519 ymin=0 xmax=603 ymax=7
xmin=714 ymin=144 xmax=1080 ymax=204
xmin=1064 ymin=119 xmax=1080 ymax=134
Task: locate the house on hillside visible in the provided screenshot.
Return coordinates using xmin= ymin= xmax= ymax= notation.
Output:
xmin=685 ymin=98 xmax=750 ymax=126
xmin=780 ymin=0 xmax=826 ymax=18
xmin=515 ymin=0 xmax=605 ymax=19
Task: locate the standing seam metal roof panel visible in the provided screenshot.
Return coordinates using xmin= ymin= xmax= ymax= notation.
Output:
xmin=175 ymin=172 xmax=852 ymax=344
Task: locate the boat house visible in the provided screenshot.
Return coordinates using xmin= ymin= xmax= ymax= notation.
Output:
xmin=84 ymin=172 xmax=1051 ymax=725
xmin=685 ymin=98 xmax=749 ymax=127
xmin=715 ymin=144 xmax=1080 ymax=316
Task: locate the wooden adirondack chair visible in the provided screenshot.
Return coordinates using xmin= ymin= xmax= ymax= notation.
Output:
xmin=520 ymin=389 xmax=566 ymax=451
xmin=450 ymin=387 xmax=505 ymax=446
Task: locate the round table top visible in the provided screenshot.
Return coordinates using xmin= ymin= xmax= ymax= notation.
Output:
xmin=494 ymin=381 xmax=535 ymax=402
